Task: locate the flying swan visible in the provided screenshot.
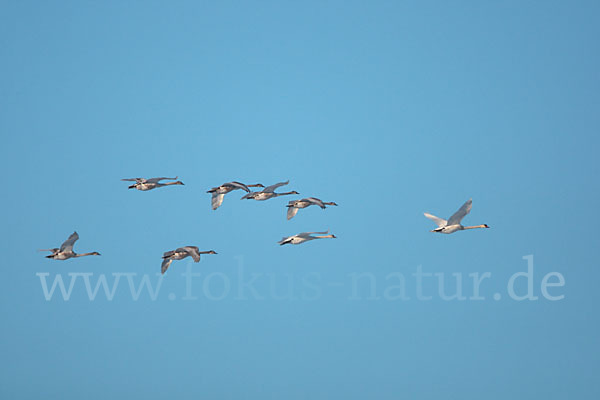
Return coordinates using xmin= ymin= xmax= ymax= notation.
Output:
xmin=424 ymin=199 xmax=489 ymax=234
xmin=40 ymin=232 xmax=101 ymax=260
xmin=122 ymin=177 xmax=184 ymax=191
xmin=161 ymin=246 xmax=217 ymax=274
xmin=278 ymin=230 xmax=337 ymax=245
xmin=207 ymin=181 xmax=264 ymax=210
xmin=286 ymin=197 xmax=338 ymax=220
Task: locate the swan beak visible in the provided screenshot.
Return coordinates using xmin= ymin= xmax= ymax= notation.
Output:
xmin=484 ymin=224 xmax=490 ymax=228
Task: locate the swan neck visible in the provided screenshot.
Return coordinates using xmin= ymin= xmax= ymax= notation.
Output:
xmin=463 ymin=225 xmax=486 ymax=230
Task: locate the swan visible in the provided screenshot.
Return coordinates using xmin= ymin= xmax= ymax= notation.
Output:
xmin=424 ymin=199 xmax=489 ymax=234
xmin=122 ymin=177 xmax=184 ymax=191
xmin=278 ymin=230 xmax=337 ymax=245
xmin=241 ymin=180 xmax=299 ymax=201
xmin=161 ymin=246 xmax=217 ymax=274
xmin=286 ymin=197 xmax=338 ymax=220
xmin=207 ymin=181 xmax=264 ymax=210
xmin=40 ymin=232 xmax=101 ymax=260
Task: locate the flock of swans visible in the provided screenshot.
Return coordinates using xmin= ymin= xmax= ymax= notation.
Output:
xmin=40 ymin=176 xmax=489 ymax=274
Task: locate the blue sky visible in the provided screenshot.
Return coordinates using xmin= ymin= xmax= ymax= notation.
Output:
xmin=1 ymin=1 xmax=599 ymax=399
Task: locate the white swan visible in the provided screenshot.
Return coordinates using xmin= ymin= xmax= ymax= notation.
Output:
xmin=424 ymin=199 xmax=489 ymax=234
xmin=286 ymin=197 xmax=338 ymax=220
xmin=161 ymin=246 xmax=217 ymax=274
xmin=241 ymin=180 xmax=299 ymax=201
xmin=40 ymin=232 xmax=101 ymax=260
xmin=122 ymin=177 xmax=184 ymax=191
xmin=207 ymin=181 xmax=264 ymax=210
xmin=278 ymin=230 xmax=337 ymax=245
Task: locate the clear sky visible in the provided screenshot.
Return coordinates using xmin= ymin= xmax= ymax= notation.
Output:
xmin=1 ymin=1 xmax=599 ymax=399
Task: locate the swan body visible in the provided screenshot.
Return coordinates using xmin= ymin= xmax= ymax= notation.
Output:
xmin=424 ymin=199 xmax=489 ymax=234
xmin=286 ymin=197 xmax=338 ymax=220
xmin=278 ymin=230 xmax=337 ymax=245
xmin=241 ymin=180 xmax=299 ymax=201
xmin=208 ymin=181 xmax=264 ymax=210
xmin=40 ymin=232 xmax=101 ymax=260
xmin=122 ymin=177 xmax=184 ymax=191
xmin=161 ymin=246 xmax=216 ymax=274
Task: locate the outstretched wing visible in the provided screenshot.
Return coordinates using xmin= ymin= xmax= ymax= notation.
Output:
xmin=447 ymin=199 xmax=472 ymax=226
xmin=287 ymin=206 xmax=299 ymax=220
xmin=121 ymin=177 xmax=145 ymax=183
xmin=227 ymin=181 xmax=251 ymax=192
xmin=424 ymin=213 xmax=447 ymax=228
xmin=211 ymin=193 xmax=225 ymax=210
xmin=38 ymin=248 xmax=59 ymax=253
xmin=305 ymin=197 xmax=325 ymax=208
xmin=161 ymin=258 xmax=173 ymax=274
xmin=297 ymin=230 xmax=329 ymax=238
xmin=181 ymin=246 xmax=201 ymax=262
xmin=60 ymin=232 xmax=79 ymax=252
xmin=146 ymin=176 xmax=177 ymax=184
xmin=263 ymin=180 xmax=289 ymax=193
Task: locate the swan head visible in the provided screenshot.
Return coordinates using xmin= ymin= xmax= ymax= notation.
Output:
xmin=291 ymin=191 xmax=299 ymax=195
xmin=330 ymin=234 xmax=337 ymax=239
xmin=91 ymin=252 xmax=101 ymax=256
xmin=128 ymin=184 xmax=136 ymax=189
xmin=175 ymin=181 xmax=185 ymax=185
xmin=483 ymin=224 xmax=490 ymax=228
xmin=207 ymin=250 xmax=217 ymax=254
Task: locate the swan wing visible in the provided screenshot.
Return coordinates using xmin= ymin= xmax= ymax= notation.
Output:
xmin=424 ymin=213 xmax=447 ymax=228
xmin=146 ymin=177 xmax=177 ymax=184
xmin=298 ymin=230 xmax=329 ymax=238
xmin=287 ymin=206 xmax=299 ymax=220
xmin=39 ymin=248 xmax=59 ymax=253
xmin=447 ymin=199 xmax=472 ymax=226
xmin=227 ymin=181 xmax=251 ymax=192
xmin=59 ymin=232 xmax=79 ymax=252
xmin=263 ymin=180 xmax=289 ymax=193
xmin=121 ymin=177 xmax=145 ymax=182
xmin=211 ymin=193 xmax=225 ymax=210
xmin=181 ymin=246 xmax=201 ymax=262
xmin=161 ymin=258 xmax=173 ymax=274
xmin=305 ymin=197 xmax=325 ymax=208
